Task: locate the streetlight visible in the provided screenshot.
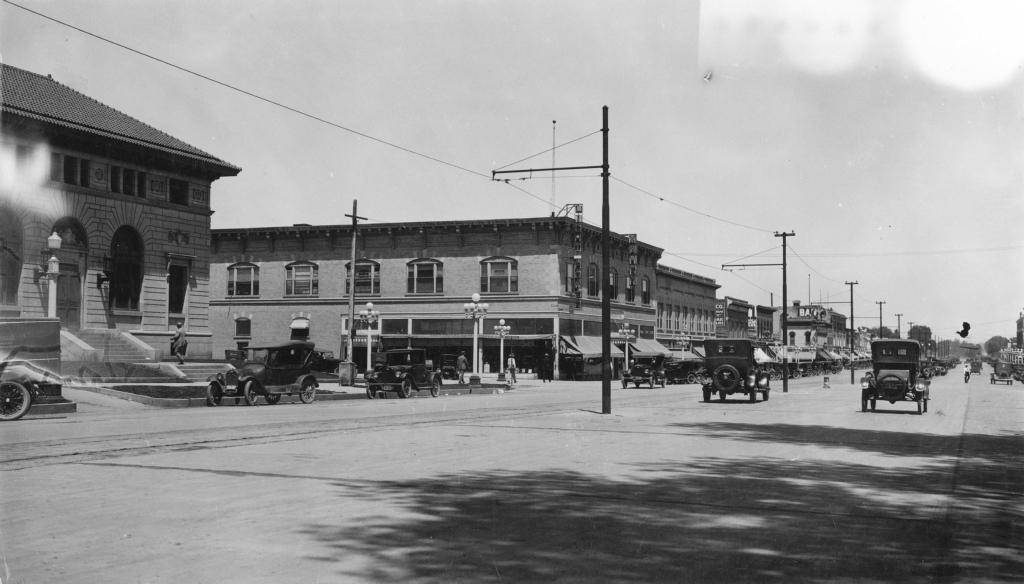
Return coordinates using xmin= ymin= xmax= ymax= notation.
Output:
xmin=616 ymin=315 xmax=635 ymax=370
xmin=463 ymin=293 xmax=489 ymax=377
xmin=494 ymin=318 xmax=511 ymax=381
xmin=358 ymin=302 xmax=380 ymax=375
xmin=46 ymin=231 xmax=61 ymax=319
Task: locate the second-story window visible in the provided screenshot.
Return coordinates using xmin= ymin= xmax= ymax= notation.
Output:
xmin=227 ymin=263 xmax=259 ymax=296
xmin=641 ymin=276 xmax=650 ymax=304
xmin=608 ymin=268 xmax=618 ymax=300
xmin=626 ymin=275 xmax=636 ymax=302
xmin=587 ymin=263 xmax=599 ymax=297
xmin=480 ymin=257 xmax=517 ymax=293
xmin=346 ymin=260 xmax=380 ymax=295
xmin=286 ymin=261 xmax=318 ymax=296
xmin=408 ymin=259 xmax=443 ymax=294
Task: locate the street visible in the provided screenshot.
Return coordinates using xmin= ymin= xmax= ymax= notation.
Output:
xmin=1 ymin=373 xmax=1021 ymax=583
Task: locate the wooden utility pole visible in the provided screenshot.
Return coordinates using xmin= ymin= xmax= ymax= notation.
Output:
xmin=846 ymin=281 xmax=858 ymax=384
xmin=345 ymin=200 xmax=367 ymax=363
xmin=775 ymin=231 xmax=795 ymax=393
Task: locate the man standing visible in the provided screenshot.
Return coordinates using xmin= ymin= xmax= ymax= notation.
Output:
xmin=170 ymin=322 xmax=187 ymax=365
xmin=457 ymin=351 xmax=469 ymax=384
xmin=506 ymin=352 xmax=518 ymax=384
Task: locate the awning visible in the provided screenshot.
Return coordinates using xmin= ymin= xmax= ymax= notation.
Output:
xmin=628 ymin=338 xmax=673 ymax=358
xmin=560 ymin=335 xmax=624 ymax=359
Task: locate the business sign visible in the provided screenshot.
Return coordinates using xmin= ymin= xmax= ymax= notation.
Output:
xmin=797 ymin=305 xmax=829 ymax=320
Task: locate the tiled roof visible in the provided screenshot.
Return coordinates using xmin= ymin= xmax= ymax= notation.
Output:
xmin=1 ymin=63 xmax=240 ymax=174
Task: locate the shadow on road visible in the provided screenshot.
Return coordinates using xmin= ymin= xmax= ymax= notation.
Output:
xmin=298 ymin=422 xmax=1022 ymax=583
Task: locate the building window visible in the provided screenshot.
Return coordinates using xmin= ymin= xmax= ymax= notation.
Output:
xmin=235 ymin=318 xmax=252 ymax=337
xmin=0 ymin=212 xmax=23 ymax=305
xmin=564 ymin=262 xmax=574 ymax=294
xmin=656 ymin=303 xmax=664 ymax=329
xmin=109 ymin=225 xmax=144 ymax=311
xmin=346 ymin=260 xmax=380 ymax=295
xmin=480 ymin=257 xmax=518 ymax=293
xmin=136 ymin=172 xmax=147 ymax=198
xmin=641 ymin=277 xmax=650 ymax=304
xmin=626 ymin=275 xmax=636 ymax=302
xmin=169 ymin=179 xmax=188 ymax=205
xmin=227 ymin=263 xmax=259 ymax=296
xmin=110 ymin=166 xmax=122 ymax=193
xmin=587 ymin=263 xmax=599 ymax=297
xmin=286 ymin=261 xmax=319 ymax=296
xmin=122 ymin=168 xmax=136 ymax=196
xmin=608 ymin=268 xmax=618 ymax=300
xmin=407 ymin=259 xmax=443 ymax=294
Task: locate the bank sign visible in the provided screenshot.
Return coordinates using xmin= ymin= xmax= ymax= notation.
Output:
xmin=798 ymin=305 xmax=829 ymax=321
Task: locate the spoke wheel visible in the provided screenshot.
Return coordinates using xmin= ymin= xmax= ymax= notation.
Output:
xmin=0 ymin=381 xmax=32 ymax=421
xmin=205 ymin=383 xmax=223 ymax=407
xmin=749 ymin=389 xmax=757 ymax=403
xmin=299 ymin=379 xmax=317 ymax=404
xmin=243 ymin=381 xmax=261 ymax=406
xmin=366 ymin=385 xmax=377 ymax=399
xmin=430 ymin=378 xmax=440 ymax=397
xmin=398 ymin=379 xmax=413 ymax=399
xmin=702 ymin=388 xmax=711 ymax=402
xmin=264 ymin=393 xmax=281 ymax=405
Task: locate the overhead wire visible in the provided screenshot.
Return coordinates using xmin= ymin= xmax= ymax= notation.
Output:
xmin=611 ymin=176 xmax=774 ymax=234
xmin=493 ymin=130 xmax=603 ymax=171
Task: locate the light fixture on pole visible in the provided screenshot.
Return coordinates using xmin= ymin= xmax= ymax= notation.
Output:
xmin=46 ymin=231 xmax=61 ymax=319
xmin=616 ymin=315 xmax=635 ymax=369
xmin=463 ymin=293 xmax=489 ymax=377
xmin=357 ymin=302 xmax=380 ymax=375
xmin=494 ymin=318 xmax=511 ymax=381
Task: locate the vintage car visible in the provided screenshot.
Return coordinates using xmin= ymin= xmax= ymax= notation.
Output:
xmin=969 ymin=359 xmax=984 ymax=374
xmin=205 ymin=341 xmax=339 ymax=406
xmin=621 ymin=355 xmax=667 ymax=389
xmin=990 ymin=361 xmax=1014 ymax=386
xmin=440 ymin=353 xmax=459 ymax=380
xmin=663 ymin=359 xmax=704 ymax=385
xmin=1 ymin=360 xmax=63 ymax=421
xmin=365 ymin=348 xmax=442 ymax=399
xmin=860 ymin=340 xmax=930 ymax=414
xmin=700 ymin=338 xmax=771 ymax=402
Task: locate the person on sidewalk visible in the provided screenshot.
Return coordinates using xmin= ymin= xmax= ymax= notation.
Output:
xmin=457 ymin=351 xmax=469 ymax=384
xmin=170 ymin=322 xmax=187 ymax=365
xmin=506 ymin=352 xmax=517 ymax=384
xmin=541 ymin=350 xmax=553 ymax=382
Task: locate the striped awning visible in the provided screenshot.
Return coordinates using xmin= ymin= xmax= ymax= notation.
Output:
xmin=560 ymin=335 xmax=624 ymax=359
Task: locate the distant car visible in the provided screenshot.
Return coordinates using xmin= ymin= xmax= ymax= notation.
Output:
xmin=440 ymin=353 xmax=459 ymax=380
xmin=0 ymin=360 xmax=63 ymax=421
xmin=700 ymin=338 xmax=771 ymax=402
xmin=205 ymin=341 xmax=339 ymax=406
xmin=990 ymin=361 xmax=1014 ymax=386
xmin=622 ymin=355 xmax=667 ymax=389
xmin=860 ymin=340 xmax=930 ymax=414
xmin=365 ymin=348 xmax=442 ymax=399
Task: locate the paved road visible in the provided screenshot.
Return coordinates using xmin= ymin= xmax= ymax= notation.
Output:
xmin=1 ymin=373 xmax=1020 ymax=583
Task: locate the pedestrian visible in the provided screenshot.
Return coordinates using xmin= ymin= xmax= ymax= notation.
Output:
xmin=457 ymin=350 xmax=469 ymax=384
xmin=963 ymin=362 xmax=970 ymax=383
xmin=542 ymin=350 xmax=553 ymax=382
xmin=506 ymin=352 xmax=517 ymax=384
xmin=170 ymin=322 xmax=187 ymax=365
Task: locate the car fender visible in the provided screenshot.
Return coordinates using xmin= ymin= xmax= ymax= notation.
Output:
xmin=296 ymin=373 xmax=319 ymax=389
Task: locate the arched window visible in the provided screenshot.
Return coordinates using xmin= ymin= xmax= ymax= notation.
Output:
xmin=608 ymin=268 xmax=618 ymax=300
xmin=407 ymin=259 xmax=443 ymax=294
xmin=0 ymin=210 xmax=23 ymax=305
xmin=640 ymin=277 xmax=651 ymax=304
xmin=805 ymin=331 xmax=812 ymax=345
xmin=625 ymin=274 xmax=636 ymax=302
xmin=789 ymin=331 xmax=796 ymax=346
xmin=109 ymin=226 xmax=143 ymax=310
xmin=286 ymin=261 xmax=319 ymax=296
xmin=480 ymin=257 xmax=518 ymax=293
xmin=345 ymin=259 xmax=380 ymax=295
xmin=587 ymin=263 xmax=599 ymax=297
xmin=227 ymin=263 xmax=259 ymax=296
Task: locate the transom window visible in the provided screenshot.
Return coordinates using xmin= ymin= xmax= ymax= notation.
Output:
xmin=408 ymin=259 xmax=443 ymax=294
xmin=286 ymin=261 xmax=319 ymax=296
xmin=346 ymin=260 xmax=380 ymax=295
xmin=227 ymin=263 xmax=259 ymax=296
xmin=480 ymin=257 xmax=518 ymax=293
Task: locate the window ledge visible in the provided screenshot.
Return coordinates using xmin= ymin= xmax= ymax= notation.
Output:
xmin=110 ymin=309 xmax=142 ymax=317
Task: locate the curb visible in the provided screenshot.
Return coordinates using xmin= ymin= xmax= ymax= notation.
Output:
xmin=25 ymin=401 xmax=78 ymax=417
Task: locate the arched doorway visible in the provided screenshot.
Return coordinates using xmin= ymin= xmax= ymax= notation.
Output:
xmin=109 ymin=226 xmax=143 ymax=312
xmin=51 ymin=217 xmax=88 ymax=331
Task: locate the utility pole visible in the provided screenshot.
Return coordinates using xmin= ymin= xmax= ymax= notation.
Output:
xmin=846 ymin=281 xmax=858 ymax=384
xmin=875 ymin=301 xmax=886 ymax=339
xmin=493 ymin=107 xmax=612 ymax=413
xmin=345 ymin=200 xmax=367 ymax=364
xmin=895 ymin=313 xmax=903 ymax=339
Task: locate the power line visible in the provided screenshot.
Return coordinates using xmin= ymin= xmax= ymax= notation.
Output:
xmin=494 ymin=130 xmax=602 ymax=171
xmin=611 ymin=176 xmax=773 ymax=234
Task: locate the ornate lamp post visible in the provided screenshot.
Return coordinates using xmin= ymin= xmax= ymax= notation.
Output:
xmin=358 ymin=302 xmax=380 ymax=374
xmin=616 ymin=316 xmax=635 ymax=370
xmin=463 ymin=293 xmax=489 ymax=377
xmin=46 ymin=231 xmax=61 ymax=319
xmin=494 ymin=318 xmax=511 ymax=381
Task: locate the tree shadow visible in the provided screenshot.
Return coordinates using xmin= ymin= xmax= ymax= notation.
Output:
xmin=296 ymin=425 xmax=1022 ymax=583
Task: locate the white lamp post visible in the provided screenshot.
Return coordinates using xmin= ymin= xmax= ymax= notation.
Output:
xmin=46 ymin=231 xmax=62 ymax=319
xmin=463 ymin=293 xmax=489 ymax=376
xmin=617 ymin=319 xmax=635 ymax=369
xmin=494 ymin=318 xmax=511 ymax=381
xmin=358 ymin=302 xmax=380 ymax=374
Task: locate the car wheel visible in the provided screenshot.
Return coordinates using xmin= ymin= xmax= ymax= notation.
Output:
xmin=660 ymin=378 xmax=666 ymax=388
xmin=366 ymin=385 xmax=376 ymax=399
xmin=621 ymin=380 xmax=628 ymax=389
xmin=430 ymin=378 xmax=440 ymax=398
xmin=649 ymin=378 xmax=655 ymax=389
xmin=398 ymin=379 xmax=412 ymax=399
xmin=299 ymin=379 xmax=317 ymax=404
xmin=712 ymin=364 xmax=741 ymax=392
xmin=264 ymin=393 xmax=282 ymax=405
xmin=702 ymin=388 xmax=711 ymax=402
xmin=923 ymin=398 xmax=929 ymax=413
xmin=687 ymin=373 xmax=697 ymax=384
xmin=0 ymin=381 xmax=32 ymax=421
xmin=763 ymin=390 xmax=769 ymax=401
xmin=749 ymin=390 xmax=757 ymax=403
xmin=870 ymin=399 xmax=876 ymax=411
xmin=917 ymin=400 xmax=923 ymax=415
xmin=243 ymin=381 xmax=261 ymax=406
xmin=205 ymin=383 xmax=223 ymax=407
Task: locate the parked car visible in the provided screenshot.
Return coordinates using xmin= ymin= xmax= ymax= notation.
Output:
xmin=700 ymin=339 xmax=771 ymax=402
xmin=990 ymin=361 xmax=1014 ymax=386
xmin=860 ymin=340 xmax=930 ymax=414
xmin=440 ymin=353 xmax=459 ymax=380
xmin=206 ymin=341 xmax=339 ymax=406
xmin=622 ymin=355 xmax=666 ymax=389
xmin=0 ymin=360 xmax=63 ymax=421
xmin=365 ymin=348 xmax=442 ymax=399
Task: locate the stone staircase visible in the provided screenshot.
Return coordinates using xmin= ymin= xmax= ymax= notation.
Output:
xmin=71 ymin=329 xmax=155 ymax=362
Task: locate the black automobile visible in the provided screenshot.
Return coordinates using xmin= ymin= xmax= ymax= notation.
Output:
xmin=860 ymin=340 xmax=930 ymax=414
xmin=622 ymin=355 xmax=667 ymax=389
xmin=990 ymin=361 xmax=1014 ymax=386
xmin=440 ymin=353 xmax=459 ymax=380
xmin=700 ymin=339 xmax=771 ymax=402
xmin=365 ymin=348 xmax=442 ymax=399
xmin=205 ymin=341 xmax=339 ymax=406
xmin=1 ymin=360 xmax=63 ymax=421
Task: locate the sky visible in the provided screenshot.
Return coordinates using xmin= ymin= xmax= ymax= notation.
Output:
xmin=2 ymin=0 xmax=1022 ymax=344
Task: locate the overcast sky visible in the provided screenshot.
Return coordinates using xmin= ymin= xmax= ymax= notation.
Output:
xmin=2 ymin=0 xmax=1022 ymax=343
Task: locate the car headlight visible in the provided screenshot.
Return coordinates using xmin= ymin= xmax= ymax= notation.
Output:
xmin=747 ymin=375 xmax=756 ymax=387
xmin=916 ymin=382 xmax=927 ymax=391
xmin=758 ymin=376 xmax=768 ymax=387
